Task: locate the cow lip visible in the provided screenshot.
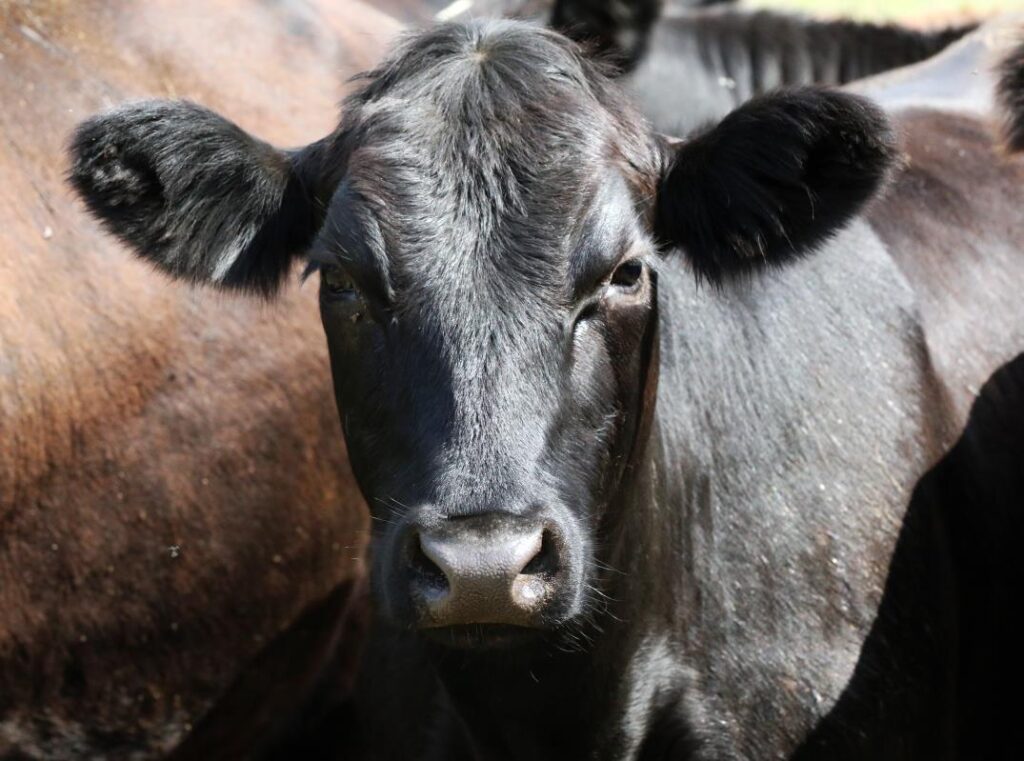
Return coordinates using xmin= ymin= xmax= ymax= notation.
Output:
xmin=419 ymin=624 xmax=542 ymax=651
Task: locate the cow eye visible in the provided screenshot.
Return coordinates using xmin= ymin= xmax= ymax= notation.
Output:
xmin=610 ymin=259 xmax=643 ymax=291
xmin=320 ymin=266 xmax=362 ymax=302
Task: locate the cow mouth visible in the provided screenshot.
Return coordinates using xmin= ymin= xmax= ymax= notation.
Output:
xmin=420 ymin=624 xmax=543 ymax=651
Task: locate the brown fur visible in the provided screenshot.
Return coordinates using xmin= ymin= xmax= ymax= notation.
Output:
xmin=0 ymin=1 xmax=399 ymax=758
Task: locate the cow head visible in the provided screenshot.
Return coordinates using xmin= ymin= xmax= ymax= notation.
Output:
xmin=69 ymin=21 xmax=895 ymax=650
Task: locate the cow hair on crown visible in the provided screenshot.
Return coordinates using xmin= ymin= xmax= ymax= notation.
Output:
xmin=67 ymin=22 xmax=663 ymax=297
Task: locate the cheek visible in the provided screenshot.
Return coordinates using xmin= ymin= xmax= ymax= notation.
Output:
xmin=319 ymin=311 xmax=391 ymax=468
xmin=554 ymin=310 xmax=650 ymax=507
xmin=320 ymin=312 xmax=449 ymax=499
xmin=560 ymin=321 xmax=624 ymax=491
xmin=577 ymin=299 xmax=655 ymax=472
xmin=571 ymin=319 xmax=617 ymax=409
xmin=320 ymin=302 xmax=385 ymax=401
xmin=604 ymin=296 xmax=654 ymax=396
xmin=321 ymin=322 xmax=362 ymax=416
xmin=319 ymin=300 xmax=356 ymax=372
xmin=571 ymin=299 xmax=652 ymax=421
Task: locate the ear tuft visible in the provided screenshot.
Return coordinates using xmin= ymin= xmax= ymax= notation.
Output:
xmin=68 ymin=100 xmax=317 ymax=295
xmin=655 ymin=88 xmax=898 ymax=283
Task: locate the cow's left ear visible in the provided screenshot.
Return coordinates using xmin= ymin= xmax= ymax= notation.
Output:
xmin=654 ymin=88 xmax=897 ymax=283
xmin=69 ymin=100 xmax=332 ymax=295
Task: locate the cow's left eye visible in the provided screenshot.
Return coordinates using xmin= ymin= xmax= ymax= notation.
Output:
xmin=321 ymin=266 xmax=362 ymax=302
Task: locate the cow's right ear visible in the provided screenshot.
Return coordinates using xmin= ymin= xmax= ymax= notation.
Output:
xmin=69 ymin=100 xmax=331 ymax=296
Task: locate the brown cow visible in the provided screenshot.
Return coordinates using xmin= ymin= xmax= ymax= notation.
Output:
xmin=0 ymin=1 xmax=400 ymax=758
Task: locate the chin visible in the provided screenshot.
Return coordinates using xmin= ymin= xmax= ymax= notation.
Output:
xmin=419 ymin=624 xmax=546 ymax=652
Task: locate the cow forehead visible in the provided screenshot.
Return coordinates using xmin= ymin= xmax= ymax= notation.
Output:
xmin=331 ymin=157 xmax=641 ymax=342
xmin=344 ymin=20 xmax=611 ymax=165
xmin=351 ymin=20 xmax=594 ymax=108
xmin=330 ymin=23 xmax=644 ymax=311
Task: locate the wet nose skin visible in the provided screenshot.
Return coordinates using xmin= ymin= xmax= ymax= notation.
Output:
xmin=411 ymin=521 xmax=555 ymax=628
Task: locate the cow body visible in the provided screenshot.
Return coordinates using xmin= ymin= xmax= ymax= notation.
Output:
xmin=619 ymin=8 xmax=975 ymax=133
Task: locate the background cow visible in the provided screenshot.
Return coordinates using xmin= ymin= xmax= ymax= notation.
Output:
xmin=550 ymin=0 xmax=970 ymax=81
xmin=0 ymin=2 xmax=400 ymax=758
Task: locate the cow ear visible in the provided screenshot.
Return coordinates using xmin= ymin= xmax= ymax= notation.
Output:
xmin=69 ymin=100 xmax=330 ymax=296
xmin=654 ymin=88 xmax=897 ymax=283
xmin=550 ymin=0 xmax=661 ymax=70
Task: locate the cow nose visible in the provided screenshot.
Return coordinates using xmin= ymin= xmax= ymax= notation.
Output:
xmin=407 ymin=518 xmax=561 ymax=628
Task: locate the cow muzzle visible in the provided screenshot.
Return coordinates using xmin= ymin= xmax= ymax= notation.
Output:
xmin=403 ymin=513 xmax=575 ymax=634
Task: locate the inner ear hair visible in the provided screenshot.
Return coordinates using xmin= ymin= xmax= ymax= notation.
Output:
xmin=654 ymin=87 xmax=898 ymax=283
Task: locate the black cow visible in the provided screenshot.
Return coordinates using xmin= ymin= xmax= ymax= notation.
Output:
xmin=68 ymin=20 xmax=1024 ymax=761
xmin=547 ymin=0 xmax=975 ymax=132
xmin=549 ymin=0 xmax=734 ymax=67
xmin=624 ymin=10 xmax=974 ymax=133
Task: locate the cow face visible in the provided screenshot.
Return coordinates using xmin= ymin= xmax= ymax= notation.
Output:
xmin=304 ymin=24 xmax=669 ymax=646
xmin=314 ymin=169 xmax=659 ymax=643
xmin=69 ymin=20 xmax=894 ymax=650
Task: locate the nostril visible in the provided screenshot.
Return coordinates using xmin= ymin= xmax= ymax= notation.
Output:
xmin=520 ymin=529 xmax=559 ymax=578
xmin=408 ymin=533 xmax=448 ymax=593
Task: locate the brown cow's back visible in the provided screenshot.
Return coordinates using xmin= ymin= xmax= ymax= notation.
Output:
xmin=0 ymin=1 xmax=399 ymax=757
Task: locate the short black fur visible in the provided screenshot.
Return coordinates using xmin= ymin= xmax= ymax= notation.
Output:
xmin=65 ymin=20 xmax=1024 ymax=760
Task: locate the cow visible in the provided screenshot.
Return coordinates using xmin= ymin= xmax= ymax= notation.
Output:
xmin=0 ymin=1 xmax=399 ymax=758
xmin=67 ymin=14 xmax=1024 ymax=760
xmin=489 ymin=0 xmax=738 ymax=69
xmin=441 ymin=1 xmax=972 ymax=86
xmin=2 ymin=2 xmax=986 ymax=759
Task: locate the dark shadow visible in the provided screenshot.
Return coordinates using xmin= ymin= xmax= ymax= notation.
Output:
xmin=792 ymin=353 xmax=1024 ymax=760
xmin=168 ymin=577 xmax=369 ymax=761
